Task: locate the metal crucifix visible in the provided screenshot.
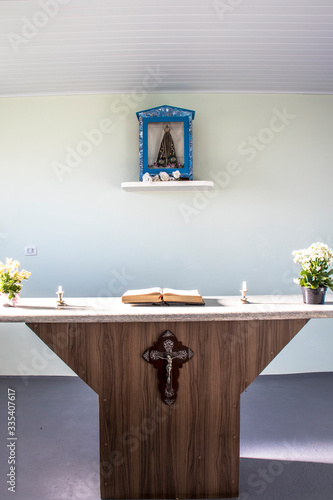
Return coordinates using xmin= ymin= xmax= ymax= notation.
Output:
xmin=143 ymin=330 xmax=194 ymax=405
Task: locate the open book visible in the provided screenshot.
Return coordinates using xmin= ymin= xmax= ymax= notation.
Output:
xmin=121 ymin=287 xmax=204 ymax=305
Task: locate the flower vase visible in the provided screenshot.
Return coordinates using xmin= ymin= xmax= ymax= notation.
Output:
xmin=1 ymin=293 xmax=20 ymax=307
xmin=301 ymin=286 xmax=327 ymax=305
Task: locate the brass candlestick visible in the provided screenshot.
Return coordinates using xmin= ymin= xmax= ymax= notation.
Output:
xmin=56 ymin=288 xmax=67 ymax=307
xmin=240 ymin=288 xmax=249 ymax=304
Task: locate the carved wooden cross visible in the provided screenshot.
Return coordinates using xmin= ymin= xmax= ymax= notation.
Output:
xmin=143 ymin=330 xmax=194 ymax=405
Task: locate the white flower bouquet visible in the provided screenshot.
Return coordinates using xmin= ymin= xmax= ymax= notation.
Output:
xmin=0 ymin=258 xmax=31 ymax=300
xmin=292 ymin=242 xmax=333 ymax=291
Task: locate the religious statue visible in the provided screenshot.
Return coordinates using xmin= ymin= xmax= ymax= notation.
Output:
xmin=136 ymin=105 xmax=195 ymax=180
xmin=156 ymin=124 xmax=178 ymax=167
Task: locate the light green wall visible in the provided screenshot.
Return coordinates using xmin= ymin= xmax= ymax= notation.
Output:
xmin=0 ymin=93 xmax=333 ymax=375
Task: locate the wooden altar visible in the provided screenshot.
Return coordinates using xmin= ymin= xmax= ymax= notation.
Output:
xmin=1 ymin=295 xmax=333 ymax=499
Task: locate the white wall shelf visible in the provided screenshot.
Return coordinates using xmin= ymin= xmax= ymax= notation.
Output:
xmin=121 ymin=180 xmax=214 ymax=192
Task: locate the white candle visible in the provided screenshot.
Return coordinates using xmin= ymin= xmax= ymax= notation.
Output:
xmin=242 ymin=281 xmax=247 ymax=291
xmin=57 ymin=286 xmax=63 ymax=293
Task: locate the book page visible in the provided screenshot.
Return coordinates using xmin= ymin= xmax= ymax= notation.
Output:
xmin=163 ymin=288 xmax=201 ymax=297
xmin=122 ymin=287 xmax=162 ymax=297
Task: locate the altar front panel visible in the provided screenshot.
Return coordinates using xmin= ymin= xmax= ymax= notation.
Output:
xmin=27 ymin=318 xmax=308 ymax=499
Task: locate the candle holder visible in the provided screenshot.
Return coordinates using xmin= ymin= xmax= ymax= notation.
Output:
xmin=56 ymin=289 xmax=67 ymax=307
xmin=240 ymin=288 xmax=249 ymax=304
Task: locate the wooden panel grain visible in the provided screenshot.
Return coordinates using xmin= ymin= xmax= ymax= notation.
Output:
xmin=26 ymin=318 xmax=309 ymax=499
xmin=242 ymin=319 xmax=309 ymax=391
xmin=26 ymin=322 xmax=103 ymax=394
xmin=95 ymin=321 xmax=240 ymax=499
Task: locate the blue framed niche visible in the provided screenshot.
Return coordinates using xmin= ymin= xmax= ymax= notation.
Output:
xmin=137 ymin=105 xmax=195 ymax=181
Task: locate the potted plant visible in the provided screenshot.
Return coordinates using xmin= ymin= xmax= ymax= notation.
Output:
xmin=292 ymin=242 xmax=333 ymax=304
xmin=0 ymin=258 xmax=31 ymax=306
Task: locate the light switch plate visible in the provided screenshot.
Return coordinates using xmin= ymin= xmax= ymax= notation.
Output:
xmin=25 ymin=246 xmax=37 ymax=256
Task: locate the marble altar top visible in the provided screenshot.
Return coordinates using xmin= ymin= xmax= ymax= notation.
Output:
xmin=0 ymin=295 xmax=333 ymax=323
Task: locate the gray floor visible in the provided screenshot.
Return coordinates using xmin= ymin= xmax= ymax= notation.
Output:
xmin=0 ymin=373 xmax=333 ymax=500
xmin=238 ymin=373 xmax=333 ymax=500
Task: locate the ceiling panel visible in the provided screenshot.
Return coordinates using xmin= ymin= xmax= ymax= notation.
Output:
xmin=0 ymin=0 xmax=332 ymax=96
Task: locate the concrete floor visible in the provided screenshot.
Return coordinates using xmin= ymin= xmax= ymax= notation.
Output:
xmin=237 ymin=373 xmax=333 ymax=500
xmin=0 ymin=376 xmax=99 ymax=500
xmin=0 ymin=373 xmax=333 ymax=500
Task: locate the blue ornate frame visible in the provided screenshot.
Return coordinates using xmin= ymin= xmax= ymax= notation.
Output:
xmin=136 ymin=105 xmax=195 ymax=180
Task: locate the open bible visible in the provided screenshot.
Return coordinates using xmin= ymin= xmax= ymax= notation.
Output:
xmin=121 ymin=287 xmax=204 ymax=305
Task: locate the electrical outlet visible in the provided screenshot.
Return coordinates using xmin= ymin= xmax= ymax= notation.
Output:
xmin=25 ymin=246 xmax=37 ymax=256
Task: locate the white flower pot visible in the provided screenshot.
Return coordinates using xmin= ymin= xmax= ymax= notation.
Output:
xmin=1 ymin=293 xmax=20 ymax=307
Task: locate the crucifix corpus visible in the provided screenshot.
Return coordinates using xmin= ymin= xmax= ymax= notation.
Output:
xmin=143 ymin=330 xmax=194 ymax=405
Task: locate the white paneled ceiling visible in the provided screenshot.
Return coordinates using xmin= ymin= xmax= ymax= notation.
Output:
xmin=0 ymin=0 xmax=333 ymax=97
